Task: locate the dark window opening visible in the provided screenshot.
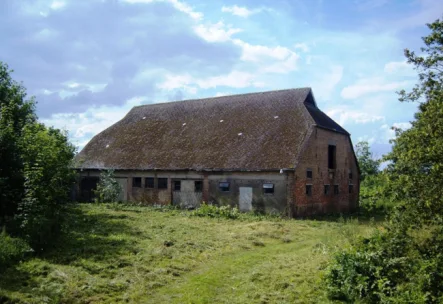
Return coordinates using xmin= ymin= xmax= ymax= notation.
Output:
xmin=158 ymin=178 xmax=168 ymax=189
xmin=349 ymin=185 xmax=354 ymax=194
xmin=133 ymin=177 xmax=142 ymax=188
xmin=195 ymin=181 xmax=203 ymax=192
xmin=306 ymin=184 xmax=312 ymax=196
xmin=334 ymin=185 xmax=339 ymax=195
xmin=263 ymin=183 xmax=274 ymax=194
xmin=349 ymin=170 xmax=353 ymax=180
xmin=145 ymin=177 xmax=154 ymax=189
xmin=219 ymin=182 xmax=230 ymax=192
xmin=324 ymin=184 xmax=330 ymax=195
xmin=173 ymin=181 xmax=181 ymax=191
xmin=306 ymin=169 xmax=313 ymax=179
xmin=328 ymin=145 xmax=336 ymax=169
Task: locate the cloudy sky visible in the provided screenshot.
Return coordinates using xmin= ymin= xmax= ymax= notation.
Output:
xmin=1 ymin=0 xmax=441 ymax=156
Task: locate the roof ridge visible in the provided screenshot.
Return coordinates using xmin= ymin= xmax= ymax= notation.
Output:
xmin=133 ymin=87 xmax=312 ymax=109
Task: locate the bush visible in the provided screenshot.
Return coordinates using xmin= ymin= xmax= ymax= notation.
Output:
xmin=0 ymin=230 xmax=30 ymax=272
xmin=94 ymin=169 xmax=122 ymax=203
xmin=191 ymin=203 xmax=240 ymax=219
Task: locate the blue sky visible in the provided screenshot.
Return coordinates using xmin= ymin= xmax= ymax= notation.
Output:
xmin=1 ymin=0 xmax=441 ymax=156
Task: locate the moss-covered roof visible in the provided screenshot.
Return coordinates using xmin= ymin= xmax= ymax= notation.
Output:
xmin=76 ymin=88 xmax=349 ymax=171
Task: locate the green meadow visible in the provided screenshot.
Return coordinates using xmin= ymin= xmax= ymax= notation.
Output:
xmin=0 ymin=204 xmax=376 ymax=304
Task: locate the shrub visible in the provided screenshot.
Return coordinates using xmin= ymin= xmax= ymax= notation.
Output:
xmin=94 ymin=169 xmax=122 ymax=203
xmin=0 ymin=229 xmax=30 ymax=272
xmin=191 ymin=203 xmax=240 ymax=219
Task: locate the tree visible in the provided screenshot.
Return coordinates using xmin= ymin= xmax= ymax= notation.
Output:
xmin=325 ymin=18 xmax=443 ymax=303
xmin=0 ymin=62 xmax=36 ymax=225
xmin=0 ymin=62 xmax=76 ymax=250
xmin=355 ymin=141 xmax=380 ymax=181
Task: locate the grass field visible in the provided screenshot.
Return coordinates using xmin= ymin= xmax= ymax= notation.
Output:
xmin=0 ymin=204 xmax=377 ymax=304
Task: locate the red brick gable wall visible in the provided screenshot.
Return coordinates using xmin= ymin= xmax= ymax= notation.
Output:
xmin=293 ymin=127 xmax=359 ymax=216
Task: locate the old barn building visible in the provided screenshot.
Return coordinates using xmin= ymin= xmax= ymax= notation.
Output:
xmin=75 ymin=88 xmax=359 ymax=216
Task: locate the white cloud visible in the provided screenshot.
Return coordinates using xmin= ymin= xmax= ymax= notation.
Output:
xmin=232 ymin=40 xmax=300 ymax=73
xmin=326 ymin=108 xmax=385 ymax=126
xmin=158 ymin=71 xmax=264 ymax=90
xmin=50 ymin=1 xmax=65 ymax=10
xmin=123 ymin=0 xmax=202 ymax=20
xmin=294 ymin=43 xmax=310 ymax=53
xmin=313 ymin=65 xmax=343 ymax=100
xmin=341 ymin=77 xmax=410 ymax=99
xmin=384 ymin=60 xmax=415 ymax=76
xmin=379 ymin=122 xmax=412 ymax=142
xmin=42 ymin=102 xmax=138 ymax=150
xmin=194 ymin=22 xmax=242 ymax=43
xmin=221 ymin=5 xmax=262 ymax=18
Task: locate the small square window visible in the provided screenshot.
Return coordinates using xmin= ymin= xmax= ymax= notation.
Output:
xmin=306 ymin=169 xmax=313 ymax=179
xmin=219 ymin=182 xmax=230 ymax=192
xmin=306 ymin=184 xmax=312 ymax=196
xmin=263 ymin=183 xmax=274 ymax=194
xmin=158 ymin=178 xmax=168 ymax=189
xmin=349 ymin=184 xmax=354 ymax=194
xmin=195 ymin=181 xmax=203 ymax=192
xmin=324 ymin=184 xmax=330 ymax=195
xmin=334 ymin=185 xmax=339 ymax=195
xmin=145 ymin=177 xmax=154 ymax=189
xmin=173 ymin=181 xmax=181 ymax=191
xmin=133 ymin=177 xmax=141 ymax=188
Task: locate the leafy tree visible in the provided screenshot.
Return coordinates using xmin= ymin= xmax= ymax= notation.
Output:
xmin=325 ymin=18 xmax=443 ymax=303
xmin=0 ymin=63 xmax=36 ymax=225
xmin=0 ymin=62 xmax=76 ymax=251
xmin=94 ymin=169 xmax=122 ymax=203
xmin=355 ymin=141 xmax=380 ymax=181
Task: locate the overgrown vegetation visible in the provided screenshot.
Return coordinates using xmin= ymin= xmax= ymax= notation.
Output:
xmin=0 ymin=62 xmax=75 ymax=254
xmin=0 ymin=203 xmax=375 ymax=303
xmin=94 ymin=169 xmax=122 ymax=203
xmin=325 ymin=18 xmax=443 ymax=303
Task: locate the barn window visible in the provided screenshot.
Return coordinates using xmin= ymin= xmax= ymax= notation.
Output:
xmin=158 ymin=178 xmax=168 ymax=189
xmin=324 ymin=184 xmax=330 ymax=195
xmin=306 ymin=184 xmax=312 ymax=196
xmin=328 ymin=145 xmax=336 ymax=169
xmin=219 ymin=182 xmax=230 ymax=192
xmin=334 ymin=185 xmax=339 ymax=195
xmin=349 ymin=184 xmax=354 ymax=194
xmin=195 ymin=181 xmax=203 ymax=192
xmin=349 ymin=170 xmax=353 ymax=180
xmin=145 ymin=177 xmax=154 ymax=189
xmin=132 ymin=177 xmax=141 ymax=188
xmin=173 ymin=181 xmax=181 ymax=191
xmin=306 ymin=169 xmax=313 ymax=179
xmin=263 ymin=183 xmax=274 ymax=194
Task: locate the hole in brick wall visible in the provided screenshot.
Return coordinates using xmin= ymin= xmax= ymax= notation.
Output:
xmin=328 ymin=145 xmax=336 ymax=169
xmin=334 ymin=185 xmax=339 ymax=195
xmin=324 ymin=184 xmax=330 ymax=195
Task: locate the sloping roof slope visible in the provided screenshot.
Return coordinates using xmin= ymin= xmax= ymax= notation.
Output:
xmin=76 ymin=88 xmax=349 ymax=170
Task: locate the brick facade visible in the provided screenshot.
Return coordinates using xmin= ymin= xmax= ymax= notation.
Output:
xmin=293 ymin=127 xmax=359 ymax=215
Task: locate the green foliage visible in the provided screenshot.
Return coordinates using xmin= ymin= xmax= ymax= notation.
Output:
xmin=0 ymin=62 xmax=76 ymax=251
xmin=359 ymin=174 xmax=395 ymax=215
xmin=325 ymin=18 xmax=443 ymax=303
xmin=0 ymin=203 xmax=375 ymax=303
xmin=355 ymin=141 xmax=380 ymax=181
xmin=0 ymin=62 xmax=36 ymax=224
xmin=191 ymin=202 xmax=240 ymax=219
xmin=0 ymin=229 xmax=30 ymax=272
xmin=17 ymin=123 xmax=76 ymax=249
xmin=94 ymin=169 xmax=122 ymax=203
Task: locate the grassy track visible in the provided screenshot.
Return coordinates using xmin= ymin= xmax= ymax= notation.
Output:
xmin=0 ymin=204 xmax=376 ymax=304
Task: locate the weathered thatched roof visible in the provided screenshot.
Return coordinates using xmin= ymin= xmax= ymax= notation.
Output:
xmin=76 ymin=88 xmax=349 ymax=171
